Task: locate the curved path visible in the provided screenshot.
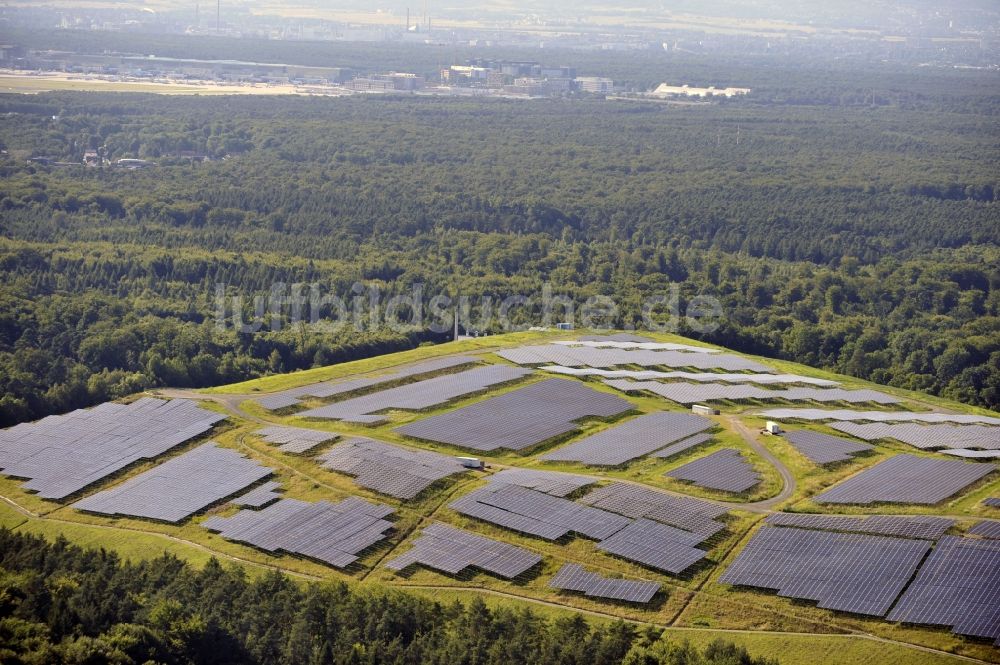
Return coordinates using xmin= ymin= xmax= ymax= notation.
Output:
xmin=727 ymin=416 xmax=797 ymax=511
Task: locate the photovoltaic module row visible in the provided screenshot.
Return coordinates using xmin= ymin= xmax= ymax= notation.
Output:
xmin=0 ymin=397 xmax=225 ymax=499
xmin=781 ymin=430 xmax=874 ymax=465
xmin=484 ymin=468 xmax=596 ymax=497
xmin=299 ymin=364 xmax=532 ymax=424
xmin=396 ymin=378 xmax=633 ymax=451
xmin=815 ymin=454 xmax=995 ymax=505
xmin=652 ymin=433 xmax=713 ymax=459
xmin=254 ymin=355 xmax=478 ymax=411
xmin=596 ymin=518 xmax=710 ymax=574
xmin=764 ymin=513 xmax=955 ymax=540
xmin=665 ymin=449 xmax=761 ymax=493
xmin=541 ymin=412 xmax=713 ymax=466
xmin=232 ymin=481 xmax=283 ymax=508
xmin=449 ymin=483 xmax=631 ymax=541
xmin=603 ymin=380 xmax=899 ymax=406
xmin=942 ymin=449 xmax=1000 ymax=459
xmin=385 ymin=522 xmax=541 ymax=579
xmin=719 ymin=526 xmax=931 ymax=616
xmin=578 ymin=482 xmax=728 ymax=539
xmin=315 ymin=437 xmax=469 ymax=499
xmin=542 ymin=365 xmax=838 ymax=386
xmin=549 ymin=563 xmax=660 ymax=603
xmin=985 ymin=498 xmax=1000 ymax=508
xmin=756 ymin=409 xmax=1000 ymax=426
xmin=496 ymin=344 xmax=773 ymax=372
xmin=255 ymin=426 xmax=338 ymax=454
xmin=967 ymin=521 xmax=1000 ymax=539
xmin=888 ymin=536 xmax=1000 ymax=646
xmin=829 ymin=422 xmax=1000 ymax=451
xmin=203 ymin=497 xmax=394 ymax=569
xmin=73 ymin=442 xmax=272 ymax=523
xmin=554 ymin=339 xmax=719 ymax=353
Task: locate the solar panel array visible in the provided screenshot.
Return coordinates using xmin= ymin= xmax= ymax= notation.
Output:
xmin=541 ymin=412 xmax=714 ymax=466
xmin=579 ymin=482 xmax=727 ymax=539
xmin=815 ymin=454 xmax=996 ymax=505
xmin=888 ymin=536 xmax=1000 ymax=645
xmin=985 ymin=497 xmax=1000 ymax=508
xmin=555 ymin=339 xmax=718 ymax=353
xmin=233 ymin=481 xmax=283 ymax=508
xmin=665 ymin=449 xmax=761 ymax=493
xmin=604 ymin=380 xmax=899 ymax=406
xmin=941 ymin=449 xmax=1000 ymax=459
xmin=255 ymin=426 xmax=338 ymax=454
xmin=720 ymin=526 xmax=931 ymax=616
xmin=782 ymin=430 xmax=874 ymax=464
xmin=255 ymin=355 xmax=478 ymax=411
xmin=203 ymin=496 xmax=394 ymax=568
xmin=967 ymin=521 xmax=1000 ymax=539
xmin=299 ymin=364 xmax=532 ymax=424
xmin=497 ymin=344 xmax=773 ymax=373
xmin=449 ymin=483 xmax=631 ymax=541
xmin=315 ymin=437 xmax=468 ymax=499
xmin=542 ymin=366 xmax=838 ymax=387
xmin=0 ymin=397 xmax=225 ymax=499
xmin=828 ymin=422 xmax=1000 ymax=451
xmin=653 ymin=432 xmax=713 ymax=459
xmin=549 ymin=563 xmax=660 ymax=603
xmin=485 ymin=468 xmax=596 ymax=497
xmin=73 ymin=442 xmax=272 ymax=522
xmin=578 ymin=333 xmax=655 ymax=343
xmin=596 ymin=518 xmax=710 ymax=574
xmin=757 ymin=409 xmax=1000 ymax=427
xmin=385 ymin=522 xmax=541 ymax=578
xmin=764 ymin=513 xmax=955 ymax=540
xmin=396 ymin=378 xmax=633 ymax=452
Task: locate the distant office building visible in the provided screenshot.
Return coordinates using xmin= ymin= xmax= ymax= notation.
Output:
xmin=574 ymin=77 xmax=615 ymax=93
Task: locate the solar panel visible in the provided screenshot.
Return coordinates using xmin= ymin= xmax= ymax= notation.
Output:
xmin=720 ymin=526 xmax=931 ymax=616
xmin=764 ymin=513 xmax=954 ymax=540
xmin=757 ymin=409 xmax=1000 ymax=427
xmin=887 ymin=536 xmax=1000 ymax=644
xmin=782 ymin=430 xmax=874 ymax=464
xmin=604 ymin=380 xmax=899 ymax=405
xmin=449 ymin=483 xmax=631 ymax=541
xmin=385 ymin=522 xmax=541 ymax=579
xmin=396 ymin=378 xmax=633 ymax=452
xmin=557 ymin=338 xmax=717 ymax=353
xmin=940 ymin=449 xmax=1000 ymax=459
xmin=829 ymin=422 xmax=1000 ymax=452
xmin=298 ymin=365 xmax=531 ymax=424
xmin=255 ymin=426 xmax=338 ymax=454
xmin=596 ymin=518 xmax=709 ymax=574
xmin=497 ymin=344 xmax=773 ymax=373
xmin=579 ymin=482 xmax=727 ymax=539
xmin=73 ymin=442 xmax=272 ymax=522
xmin=665 ymin=449 xmax=761 ymax=493
xmin=542 ymin=365 xmax=838 ymax=386
xmin=967 ymin=521 xmax=1000 ymax=539
xmin=203 ymin=496 xmax=394 ymax=568
xmin=253 ymin=355 xmax=479 ymax=411
xmin=0 ymin=398 xmax=225 ymax=499
xmin=541 ymin=412 xmax=713 ymax=466
xmin=815 ymin=454 xmax=996 ymax=505
xmin=315 ymin=437 xmax=469 ymax=499
xmin=549 ymin=563 xmax=660 ymax=603
xmin=232 ymin=480 xmax=283 ymax=508
xmin=653 ymin=432 xmax=713 ymax=459
xmin=485 ymin=468 xmax=596 ymax=497
xmin=985 ymin=498 xmax=1000 ymax=508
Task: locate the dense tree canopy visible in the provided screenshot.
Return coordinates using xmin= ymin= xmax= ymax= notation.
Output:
xmin=0 ymin=63 xmax=997 ymax=425
xmin=0 ymin=529 xmax=777 ymax=665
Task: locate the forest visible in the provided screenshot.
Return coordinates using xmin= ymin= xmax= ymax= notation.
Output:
xmin=0 ymin=529 xmax=777 ymax=665
xmin=0 ymin=56 xmax=997 ymax=426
